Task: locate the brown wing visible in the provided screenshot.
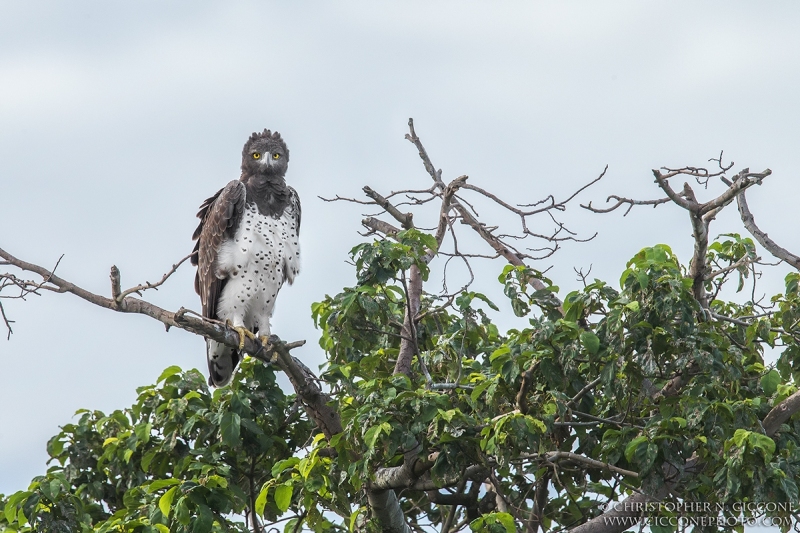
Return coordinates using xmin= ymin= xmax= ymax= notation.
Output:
xmin=289 ymin=185 xmax=301 ymax=235
xmin=191 ymin=180 xmax=246 ymax=319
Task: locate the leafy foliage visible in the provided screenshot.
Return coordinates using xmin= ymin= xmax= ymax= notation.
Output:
xmin=1 ymin=360 xmax=312 ymax=532
xmin=3 ymin=231 xmax=800 ymax=532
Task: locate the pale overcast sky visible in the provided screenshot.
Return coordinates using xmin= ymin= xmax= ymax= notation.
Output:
xmin=1 ymin=4 xmax=799 ymax=519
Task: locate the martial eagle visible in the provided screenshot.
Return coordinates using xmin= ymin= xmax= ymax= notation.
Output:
xmin=191 ymin=129 xmax=301 ymax=386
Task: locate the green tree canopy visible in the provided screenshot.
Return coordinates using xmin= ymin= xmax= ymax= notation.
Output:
xmin=2 ymin=122 xmax=799 ymax=533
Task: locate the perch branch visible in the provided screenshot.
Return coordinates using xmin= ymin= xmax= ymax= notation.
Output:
xmin=0 ymin=246 xmax=341 ymax=439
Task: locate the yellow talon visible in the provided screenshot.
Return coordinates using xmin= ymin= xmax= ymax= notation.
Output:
xmin=257 ymin=336 xmax=276 ymax=362
xmin=232 ymin=325 xmax=257 ymax=350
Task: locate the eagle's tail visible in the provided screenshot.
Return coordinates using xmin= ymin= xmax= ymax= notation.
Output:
xmin=206 ymin=339 xmax=240 ymax=387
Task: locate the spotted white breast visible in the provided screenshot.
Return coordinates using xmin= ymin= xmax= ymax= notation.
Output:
xmin=215 ymin=200 xmax=300 ymax=336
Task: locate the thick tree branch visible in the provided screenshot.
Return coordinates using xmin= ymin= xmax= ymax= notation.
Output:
xmin=529 ymin=472 xmax=551 ymax=533
xmin=367 ymin=490 xmax=412 ymax=533
xmin=763 ymin=390 xmax=800 ymax=437
xmin=568 ymin=457 xmax=699 ymax=533
xmin=371 ymin=464 xmax=487 ymax=491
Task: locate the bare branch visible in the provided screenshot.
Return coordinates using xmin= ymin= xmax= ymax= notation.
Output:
xmin=581 ymin=195 xmax=670 ymax=216
xmin=406 ymin=118 xmax=446 ymax=188
xmin=362 ymin=217 xmax=401 ymax=238
xmin=363 ymin=186 xmax=414 ymax=229
xmin=433 ymin=175 xmax=466 ymax=251
xmin=651 ymin=170 xmax=695 ymax=211
xmin=0 ymin=300 xmax=13 ymax=340
xmin=705 ymin=254 xmax=757 ymax=281
xmin=698 ymin=167 xmax=771 ymax=216
xmin=318 ymin=194 xmax=375 ymax=205
xmin=116 ymin=252 xmax=194 ymax=302
xmin=567 ymin=377 xmax=602 ymax=409
xmin=737 ymin=189 xmax=800 ymax=270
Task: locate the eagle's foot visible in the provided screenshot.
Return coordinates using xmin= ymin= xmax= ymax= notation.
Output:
xmin=259 ymin=336 xmax=279 ymax=363
xmin=228 ymin=323 xmax=256 ymax=350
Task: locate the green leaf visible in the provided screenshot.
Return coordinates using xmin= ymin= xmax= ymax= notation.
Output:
xmin=364 ymin=425 xmax=383 ymax=449
xmin=148 ymin=478 xmax=181 ymax=493
xmin=495 ymin=512 xmax=516 ymax=533
xmin=274 ymin=484 xmax=293 ymax=513
xmin=159 ymin=486 xmax=178 ymax=518
xmin=580 ymin=331 xmax=600 ymax=354
xmin=472 ymin=292 xmax=500 ymax=311
xmin=748 ymin=433 xmax=776 ymax=460
xmin=349 ymin=507 xmax=365 ymax=531
xmin=135 ymin=422 xmax=153 ymax=444
xmin=625 ymin=436 xmax=648 ymax=463
xmin=490 ymin=345 xmax=510 ymax=362
xmin=732 ymin=429 xmax=750 ymax=447
xmin=271 ymin=457 xmax=301 ymax=477
xmin=470 ymin=378 xmax=494 ymax=403
xmin=192 ymin=504 xmax=213 ymax=533
xmin=255 ymin=484 xmax=269 ymax=517
xmin=220 ymin=411 xmax=241 ymax=447
xmin=761 ymin=369 xmax=780 ymax=396
xmin=157 ymin=365 xmax=182 ymax=383
xmin=625 ymin=301 xmax=640 ymax=312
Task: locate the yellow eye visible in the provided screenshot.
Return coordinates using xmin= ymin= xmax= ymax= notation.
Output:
xmin=272 ymin=153 xmax=281 ymax=160
xmin=252 ymin=153 xmax=261 ymax=160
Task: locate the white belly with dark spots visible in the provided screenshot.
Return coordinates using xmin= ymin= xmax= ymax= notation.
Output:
xmin=214 ymin=203 xmax=301 ymax=334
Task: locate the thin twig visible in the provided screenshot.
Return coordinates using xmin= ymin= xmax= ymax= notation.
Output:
xmin=116 ymin=252 xmax=194 ymax=302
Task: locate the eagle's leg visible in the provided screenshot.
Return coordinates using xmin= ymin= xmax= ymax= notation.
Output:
xmin=225 ymin=320 xmax=257 ymax=350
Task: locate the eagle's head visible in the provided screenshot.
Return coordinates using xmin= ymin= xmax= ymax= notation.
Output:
xmin=241 ymin=129 xmax=290 ymax=177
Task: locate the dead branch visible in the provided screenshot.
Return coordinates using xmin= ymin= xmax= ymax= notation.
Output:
xmin=318 ymin=194 xmax=374 ymax=205
xmin=363 ymin=186 xmax=414 ymax=229
xmin=115 ymin=252 xmax=194 ymax=302
xmin=405 ymin=120 xmax=551 ymax=294
xmin=737 ymin=189 xmax=800 ymax=270
xmin=0 ymin=301 xmax=12 ymax=340
xmin=362 ymin=216 xmax=401 ymax=238
xmin=433 ymin=175 xmax=466 ymax=251
xmin=567 ymin=377 xmax=602 ymax=409
xmin=645 ymin=167 xmax=770 ymax=310
xmin=581 ymin=195 xmax=671 ymax=216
